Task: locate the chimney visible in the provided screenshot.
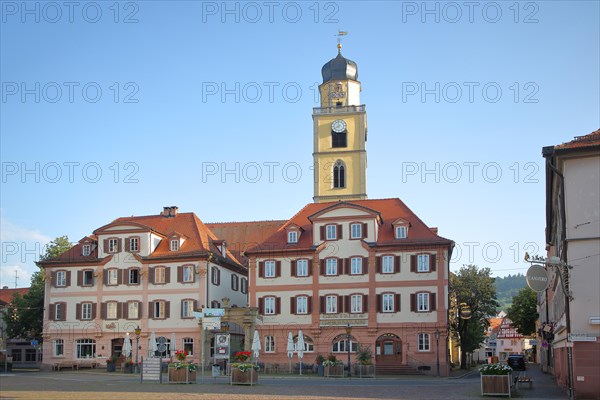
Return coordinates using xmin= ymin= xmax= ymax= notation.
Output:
xmin=430 ymin=227 xmax=438 ymax=235
xmin=2 ymin=286 xmax=8 ymax=289
xmin=170 ymin=206 xmax=178 ymax=217
xmin=161 ymin=206 xmax=179 ymax=217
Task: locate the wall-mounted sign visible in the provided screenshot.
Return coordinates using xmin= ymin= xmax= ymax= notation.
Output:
xmin=203 ymin=308 xmax=225 ymax=317
xmin=202 ymin=317 xmax=221 ymax=331
xmin=526 ymin=264 xmax=549 ymax=292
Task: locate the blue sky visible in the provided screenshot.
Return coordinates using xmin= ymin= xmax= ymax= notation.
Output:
xmin=1 ymin=1 xmax=599 ymax=287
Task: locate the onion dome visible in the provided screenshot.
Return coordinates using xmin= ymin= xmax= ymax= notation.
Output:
xmin=321 ymin=43 xmax=358 ymax=84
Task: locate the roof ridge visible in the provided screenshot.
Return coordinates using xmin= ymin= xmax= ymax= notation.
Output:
xmin=205 ymin=220 xmax=287 ymax=225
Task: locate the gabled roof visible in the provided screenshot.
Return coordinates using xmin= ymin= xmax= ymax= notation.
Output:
xmin=0 ymin=287 xmax=29 ymax=306
xmin=247 ymin=198 xmax=453 ymax=253
xmin=555 ymin=129 xmax=600 ymax=151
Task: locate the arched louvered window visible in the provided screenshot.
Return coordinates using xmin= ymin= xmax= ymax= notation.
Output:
xmin=333 ymin=161 xmax=345 ymax=188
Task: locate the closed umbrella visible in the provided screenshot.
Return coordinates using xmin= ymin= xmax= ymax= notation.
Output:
xmin=251 ymin=330 xmax=261 ymax=361
xmin=149 ymin=332 xmax=158 ymax=357
xmin=123 ymin=333 xmax=132 ymax=358
xmin=171 ymin=333 xmax=177 ymax=358
xmin=286 ymin=332 xmax=295 ymax=373
xmin=296 ymin=330 xmax=305 ymax=375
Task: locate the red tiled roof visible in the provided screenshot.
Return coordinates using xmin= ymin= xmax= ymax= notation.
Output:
xmin=0 ymin=287 xmax=29 ymax=306
xmin=555 ymin=129 xmax=600 ymax=150
xmin=247 ymin=198 xmax=452 ymax=253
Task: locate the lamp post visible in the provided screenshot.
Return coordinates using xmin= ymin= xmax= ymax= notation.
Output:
xmin=345 ymin=324 xmax=352 ymax=378
xmin=435 ymin=329 xmax=441 ymax=377
xmin=134 ymin=326 xmax=141 ymax=373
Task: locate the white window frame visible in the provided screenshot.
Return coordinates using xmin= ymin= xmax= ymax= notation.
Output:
xmin=350 ymin=257 xmax=362 ymax=275
xmin=325 ymin=295 xmax=337 ymax=314
xmin=128 ymin=301 xmax=139 ymax=319
xmin=396 ymin=226 xmax=407 ymax=239
xmin=264 ymin=297 xmax=276 ymax=315
xmin=332 ymin=339 xmax=358 ymax=353
xmin=264 ymin=335 xmax=275 ymax=352
xmin=296 ymin=259 xmax=308 ymax=277
xmin=418 ymin=333 xmax=430 ymax=351
xmin=417 ymin=292 xmax=430 ymax=312
xmin=129 ymin=237 xmax=139 ymax=252
xmin=153 ymin=300 xmax=165 ymax=319
xmin=382 ymin=256 xmax=394 ymax=274
xmin=107 ymin=269 xmax=118 ymax=285
xmin=350 ymin=294 xmax=363 ymax=313
xmin=287 ymin=231 xmax=298 ymax=244
xmin=241 ymin=278 xmax=248 ymax=294
xmin=56 ymin=271 xmax=66 ymax=287
xmin=54 ymin=339 xmax=64 ymax=356
xmin=264 ymin=261 xmax=276 ymax=278
xmin=108 ymin=238 xmax=118 ymax=253
xmin=129 ymin=268 xmax=140 ymax=285
xmin=325 ymin=225 xmax=337 ymax=240
xmin=325 ymin=258 xmax=337 ymax=276
xmin=183 ymin=337 xmax=193 ymax=355
xmin=107 ymin=302 xmax=118 ymax=319
xmin=350 ymin=223 xmax=362 ymax=239
xmin=170 ymin=239 xmax=179 ymax=251
xmin=81 ymin=302 xmax=92 ymax=320
xmin=182 ymin=265 xmax=193 ymax=282
xmin=382 ymin=293 xmax=395 ymax=313
xmin=75 ymin=339 xmax=96 ymax=359
xmin=182 ymin=299 xmax=194 ymax=318
xmin=417 ymin=254 xmax=430 ymax=272
xmin=82 ymin=244 xmax=91 ymax=256
xmin=55 ymin=303 xmax=64 ymax=320
xmin=296 ymin=296 xmax=308 ymax=314
xmin=155 ymin=267 xmax=166 ymax=284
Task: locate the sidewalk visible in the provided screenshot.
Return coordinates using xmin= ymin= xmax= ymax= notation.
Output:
xmin=512 ymin=363 xmax=568 ymax=399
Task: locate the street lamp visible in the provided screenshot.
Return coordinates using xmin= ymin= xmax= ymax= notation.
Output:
xmin=134 ymin=326 xmax=141 ymax=373
xmin=345 ymin=324 xmax=352 ymax=378
xmin=435 ymin=329 xmax=441 ymax=377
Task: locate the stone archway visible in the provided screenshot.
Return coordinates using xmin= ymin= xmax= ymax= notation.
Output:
xmin=375 ymin=333 xmax=402 ymax=365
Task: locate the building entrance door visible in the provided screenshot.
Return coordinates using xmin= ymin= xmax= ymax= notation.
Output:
xmin=375 ymin=334 xmax=402 ymax=365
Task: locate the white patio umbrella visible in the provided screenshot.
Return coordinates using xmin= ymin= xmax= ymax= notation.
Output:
xmin=123 ymin=333 xmax=132 ymax=358
xmin=251 ymin=330 xmax=261 ymax=361
xmin=171 ymin=333 xmax=177 ymax=358
xmin=286 ymin=332 xmax=295 ymax=373
xmin=149 ymin=332 xmax=158 ymax=357
xmin=296 ymin=330 xmax=305 ymax=375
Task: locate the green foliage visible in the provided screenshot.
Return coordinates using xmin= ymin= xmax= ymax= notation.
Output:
xmin=480 ymin=363 xmax=512 ymax=375
xmin=2 ymin=236 xmax=72 ymax=340
xmin=450 ymin=265 xmax=499 ymax=369
xmin=355 ymin=344 xmax=373 ymax=365
xmin=506 ymin=287 xmax=538 ymax=336
xmin=494 ymin=274 xmax=527 ymax=311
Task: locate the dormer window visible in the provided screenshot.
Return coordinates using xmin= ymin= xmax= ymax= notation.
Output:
xmin=170 ymin=239 xmax=179 ymax=251
xmin=82 ymin=244 xmax=91 ymax=256
xmin=392 ymin=219 xmax=409 ymax=239
xmin=395 ymin=226 xmax=407 ymax=239
xmin=288 ymin=231 xmax=298 ymax=244
xmin=108 ymin=238 xmax=119 ymax=253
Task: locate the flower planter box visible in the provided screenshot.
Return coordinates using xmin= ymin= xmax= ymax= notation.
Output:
xmin=354 ymin=364 xmax=375 ymax=378
xmin=230 ymin=367 xmax=259 ymax=385
xmin=481 ymin=374 xmax=512 ymax=397
xmin=106 ymin=362 xmax=116 ymax=372
xmin=324 ymin=365 xmax=344 ymax=378
xmin=168 ymin=367 xmax=196 ymax=384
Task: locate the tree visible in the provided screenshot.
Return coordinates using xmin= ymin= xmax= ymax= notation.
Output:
xmin=2 ymin=236 xmax=72 ymax=340
xmin=506 ymin=287 xmax=538 ymax=336
xmin=450 ymin=265 xmax=498 ymax=369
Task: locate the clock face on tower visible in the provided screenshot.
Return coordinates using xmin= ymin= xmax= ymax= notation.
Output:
xmin=332 ymin=119 xmax=347 ymax=133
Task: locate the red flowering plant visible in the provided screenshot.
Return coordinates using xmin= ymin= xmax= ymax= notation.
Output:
xmin=175 ymin=350 xmax=188 ymax=362
xmin=170 ymin=350 xmax=197 ymax=371
xmin=231 ymin=351 xmax=258 ymax=372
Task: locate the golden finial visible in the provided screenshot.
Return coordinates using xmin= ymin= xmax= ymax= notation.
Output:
xmin=335 ymin=30 xmax=348 ymax=54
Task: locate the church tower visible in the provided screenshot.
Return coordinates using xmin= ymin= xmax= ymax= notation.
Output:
xmin=313 ymin=43 xmax=367 ymax=203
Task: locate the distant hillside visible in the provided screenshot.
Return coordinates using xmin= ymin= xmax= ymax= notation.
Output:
xmin=494 ymin=274 xmax=527 ymax=312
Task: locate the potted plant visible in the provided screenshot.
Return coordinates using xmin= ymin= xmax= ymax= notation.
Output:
xmin=106 ymin=355 xmax=117 ymax=372
xmin=354 ymin=345 xmax=375 ymax=377
xmin=168 ymin=350 xmax=197 ymax=383
xmin=123 ymin=358 xmax=134 ymax=373
xmin=315 ymin=355 xmax=325 ymax=376
xmin=230 ymin=351 xmax=259 ymax=385
xmin=323 ymin=355 xmax=344 ymax=377
xmin=480 ymin=363 xmax=513 ymax=397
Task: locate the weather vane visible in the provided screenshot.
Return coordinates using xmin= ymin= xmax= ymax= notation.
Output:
xmin=334 ymin=30 xmax=348 ymax=52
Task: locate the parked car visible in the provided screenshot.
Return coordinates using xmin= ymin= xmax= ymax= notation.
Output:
xmin=506 ymin=354 xmax=527 ymax=371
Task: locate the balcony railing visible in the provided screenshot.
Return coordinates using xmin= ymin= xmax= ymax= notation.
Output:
xmin=313 ymin=105 xmax=366 ymax=115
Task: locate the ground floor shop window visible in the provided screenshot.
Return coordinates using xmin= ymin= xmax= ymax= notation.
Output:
xmin=76 ymin=339 xmax=96 ymax=358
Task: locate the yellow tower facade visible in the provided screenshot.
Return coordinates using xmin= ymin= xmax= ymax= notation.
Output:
xmin=313 ymin=44 xmax=368 ymax=203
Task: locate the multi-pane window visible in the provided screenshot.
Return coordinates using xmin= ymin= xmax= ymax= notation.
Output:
xmin=417 ymin=254 xmax=430 ymax=272
xmin=241 ymin=278 xmax=248 ymax=294
xmin=326 ymin=295 xmax=337 ymax=314
xmin=264 ymin=335 xmax=275 ymax=352
xmin=326 ymin=225 xmax=337 ymax=240
xmin=170 ymin=239 xmax=179 ymax=251
xmin=264 ymin=261 xmax=276 ymax=278
xmin=211 ymin=267 xmax=220 ymax=285
xmin=155 ymin=267 xmax=166 ymax=284
xmin=54 ymin=339 xmax=64 ymax=356
xmin=107 ymin=302 xmax=118 ymax=319
xmin=296 ymin=296 xmax=308 ymax=314
xmin=55 ymin=303 xmax=65 ymax=320
xmin=296 ymin=259 xmax=308 ymax=277
xmin=417 ymin=292 xmax=430 ymax=312
xmin=231 ymin=274 xmax=239 ymax=291
xmin=81 ymin=303 xmax=92 ymax=320
xmin=350 ymin=223 xmax=362 ymax=239
xmin=332 ymin=339 xmax=357 ymax=353
xmin=83 ymin=270 xmax=94 ymax=285
xmin=129 ymin=237 xmax=139 ymax=252
xmin=128 ymin=301 xmax=139 ymax=319
xmin=264 ymin=297 xmax=276 ymax=315
xmin=154 ymin=301 xmax=166 ymax=319
xmin=56 ymin=271 xmax=66 ymax=287
xmin=82 ymin=244 xmax=91 ymax=256
xmin=296 ymin=336 xmax=314 ymax=352
xmin=351 ymin=294 xmax=363 ymax=313
xmin=288 ymin=231 xmax=298 ymax=243
xmin=325 ymin=258 xmax=337 ymax=276
xmin=382 ymin=256 xmax=394 ymax=274
xmin=418 ymin=333 xmax=430 ymax=351
xmin=182 ymin=299 xmax=194 ymax=318
xmin=382 ymin=293 xmax=395 ymax=313
xmin=333 ymin=161 xmax=345 ymax=188
xmin=182 ymin=265 xmax=193 ymax=282
xmin=108 ymin=238 xmax=118 ymax=253
xmin=129 ymin=268 xmax=140 ymax=284
xmin=396 ymin=226 xmax=407 ymax=239
xmin=350 ymin=257 xmax=362 ymax=275
xmin=107 ymin=269 xmax=118 ymax=285
xmin=183 ymin=338 xmax=193 ymax=355
xmin=75 ymin=339 xmax=96 ymax=358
